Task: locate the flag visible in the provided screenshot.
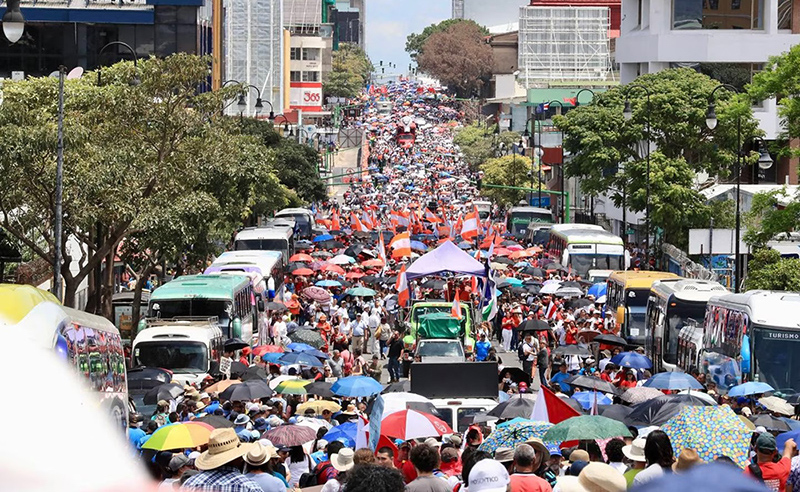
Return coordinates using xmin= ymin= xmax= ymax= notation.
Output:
xmin=355 ymin=414 xmax=369 ymax=449
xmin=530 ymin=385 xmax=581 ymax=424
xmin=481 ymin=266 xmax=499 ymax=322
xmin=331 ymin=210 xmax=341 ymax=231
xmin=451 ymin=296 xmax=463 ymax=320
xmin=564 ymin=96 xmax=578 ymax=106
xmin=536 ymin=102 xmax=549 ymax=114
xmin=425 ymin=208 xmax=442 ymax=223
xmin=368 ymin=395 xmax=385 ymax=451
xmin=544 ymin=300 xmax=558 ymax=320
xmin=362 ymin=210 xmax=375 ymax=230
xmin=351 ymin=213 xmax=368 ymax=232
xmin=389 ymin=231 xmax=411 ymax=258
xmin=378 ymin=231 xmax=387 ymax=266
xmin=460 ymin=211 xmax=479 ymax=240
xmin=395 ymin=265 xmax=409 ymax=308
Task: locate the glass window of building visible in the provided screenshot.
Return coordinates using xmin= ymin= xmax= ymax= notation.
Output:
xmin=302 ymin=48 xmax=320 ymax=61
xmin=672 ymin=0 xmax=764 ymax=29
xmin=778 ymin=0 xmax=793 ymax=29
xmin=290 ymin=71 xmax=302 ymax=82
xmin=302 ymin=71 xmax=320 ymax=82
xmin=290 ymin=48 xmax=302 ymax=60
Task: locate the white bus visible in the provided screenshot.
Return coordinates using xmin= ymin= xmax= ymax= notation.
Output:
xmin=506 ymin=206 xmax=554 ymax=239
xmin=700 ymin=291 xmax=800 ymax=395
xmin=547 ymin=225 xmax=628 ymax=279
xmin=207 ymin=250 xmax=286 ymax=301
xmin=234 ymin=226 xmax=294 ymax=265
xmin=274 ymin=207 xmax=321 ymax=238
xmin=645 ymin=278 xmax=728 ymax=373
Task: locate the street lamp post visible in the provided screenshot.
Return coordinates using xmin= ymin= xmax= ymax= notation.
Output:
xmin=548 ymin=99 xmax=566 ymax=223
xmin=97 ymin=41 xmax=140 ymax=85
xmin=622 ymin=83 xmax=652 ymax=269
xmin=706 ymin=84 xmax=773 ymax=292
xmin=2 ymin=0 xmax=24 ymax=43
xmin=574 ymin=88 xmax=596 ymax=107
xmin=522 ymin=115 xmax=544 ymax=207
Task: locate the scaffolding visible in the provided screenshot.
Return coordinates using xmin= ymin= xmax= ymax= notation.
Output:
xmin=518 ymin=6 xmax=613 ymax=87
xmin=452 ymin=0 xmax=464 ymax=19
xmin=224 ymin=0 xmax=283 ymax=117
xmin=285 ymin=0 xmax=323 ymax=34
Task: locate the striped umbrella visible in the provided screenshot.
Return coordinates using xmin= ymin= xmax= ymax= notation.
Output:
xmin=142 ymin=422 xmax=213 ymax=451
xmin=380 ymin=410 xmax=453 ymax=440
xmin=478 ymin=420 xmax=553 ymax=452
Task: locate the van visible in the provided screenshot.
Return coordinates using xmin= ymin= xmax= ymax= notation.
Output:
xmin=132 ymin=318 xmax=224 ymax=386
xmin=430 ymin=398 xmax=498 ymax=433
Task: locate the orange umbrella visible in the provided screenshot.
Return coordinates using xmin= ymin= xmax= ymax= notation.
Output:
xmin=494 ymin=248 xmax=513 ymax=257
xmin=205 ymin=379 xmax=240 ymax=394
xmin=346 ymin=271 xmax=364 ymax=279
xmin=292 ymin=268 xmax=314 ymax=276
xmin=290 ymin=253 xmax=314 ymax=262
xmin=324 ymin=264 xmax=345 ymax=275
xmin=510 ymin=250 xmax=533 ymax=259
xmin=362 ymin=259 xmax=384 ymax=268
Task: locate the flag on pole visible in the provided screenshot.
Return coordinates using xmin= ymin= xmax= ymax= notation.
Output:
xmin=451 ymin=296 xmax=463 ymax=320
xmin=425 ymin=208 xmax=443 ymax=223
xmin=530 ymin=385 xmax=581 ymax=423
xmin=378 ymin=231 xmax=388 ymax=266
xmin=389 ymin=231 xmax=412 ymax=258
xmin=331 ymin=210 xmax=341 ymax=231
xmin=395 ymin=264 xmax=409 ymax=307
xmin=460 ymin=210 xmax=479 ymax=240
xmin=355 ymin=414 xmax=370 ymax=449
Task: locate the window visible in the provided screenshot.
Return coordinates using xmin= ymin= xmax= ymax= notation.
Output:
xmin=302 ymin=71 xmax=320 ymax=82
xmin=672 ymin=0 xmax=763 ymax=28
xmin=778 ymin=0 xmax=792 ymax=29
xmin=290 ymin=71 xmax=302 ymax=82
xmin=302 ymin=48 xmax=320 ymax=61
xmin=290 ymin=47 xmax=302 ymax=60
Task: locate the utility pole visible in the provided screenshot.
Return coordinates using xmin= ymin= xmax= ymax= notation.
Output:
xmin=54 ymin=66 xmax=66 ymax=302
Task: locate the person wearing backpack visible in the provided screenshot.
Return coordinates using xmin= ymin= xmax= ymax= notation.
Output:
xmin=286 ymin=445 xmax=316 ymax=487
xmin=744 ymin=434 xmax=795 ymax=491
xmin=300 ymin=441 xmax=344 ymax=488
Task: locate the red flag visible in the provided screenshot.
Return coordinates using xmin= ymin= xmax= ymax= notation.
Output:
xmin=451 ymin=296 xmax=462 ymax=320
xmin=395 ymin=264 xmax=409 ymax=307
xmin=331 ymin=210 xmax=341 ymax=231
xmin=530 ymin=385 xmax=581 ymax=424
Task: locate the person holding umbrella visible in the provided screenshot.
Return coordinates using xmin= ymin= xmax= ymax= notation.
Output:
xmin=745 ymin=434 xmax=795 ymax=490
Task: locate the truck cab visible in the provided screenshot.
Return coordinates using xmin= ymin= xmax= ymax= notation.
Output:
xmin=405 ymin=301 xmax=475 ymax=353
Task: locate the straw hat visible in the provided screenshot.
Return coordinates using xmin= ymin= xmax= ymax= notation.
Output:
xmin=195 ymin=428 xmax=254 ymax=470
xmin=578 ymin=462 xmax=626 ymax=492
xmin=622 ymin=437 xmax=646 ymax=463
xmin=568 ymin=449 xmax=590 ymax=464
xmin=524 ymin=437 xmax=550 ymax=466
xmin=341 ymin=404 xmax=357 ymax=415
xmin=244 ymin=443 xmax=278 ymax=467
xmin=673 ymin=448 xmax=702 ymax=472
xmin=332 ymin=448 xmax=355 ymax=472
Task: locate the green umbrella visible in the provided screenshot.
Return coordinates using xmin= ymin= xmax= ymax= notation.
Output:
xmin=346 ymin=287 xmax=377 ymax=297
xmin=542 ymin=416 xmax=632 ymax=442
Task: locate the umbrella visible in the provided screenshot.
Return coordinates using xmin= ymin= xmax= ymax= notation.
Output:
xmin=758 ymin=396 xmax=795 ymax=416
xmin=382 ymin=380 xmax=411 ymax=393
xmin=566 ymin=298 xmax=593 ymax=309
xmin=542 ymin=415 xmax=632 ymax=442
xmin=620 ymin=387 xmax=665 ymax=405
xmin=499 ymin=367 xmax=532 ymax=385
xmin=565 ymin=375 xmax=618 ymax=395
xmin=205 ymin=379 xmax=240 ymax=394
xmin=288 ymin=329 xmax=325 ymax=349
xmin=380 ymin=410 xmax=453 ymax=440
xmin=295 ymin=240 xmax=314 ymax=250
xmin=626 ymin=394 xmax=715 ymax=427
xmin=290 ymin=253 xmax=314 ymax=262
xmin=229 ymin=361 xmax=248 ymax=378
xmin=305 ymin=381 xmax=335 ymax=397
xmin=143 ymin=383 xmax=184 ymax=405
xmin=332 ymin=375 xmax=384 ymax=397
xmin=521 ymin=267 xmax=545 ymax=277
xmin=316 ymin=279 xmax=342 ymax=288
xmin=643 ymin=372 xmax=704 ymax=390
xmin=780 ymin=417 xmax=800 ymax=430
xmin=274 ymin=379 xmax=312 ymax=395
xmin=278 ymin=352 xmax=323 ymax=367
xmin=219 ymin=380 xmax=274 ymax=401
xmin=241 ymin=366 xmax=268 ymax=381
xmin=478 ymin=421 xmax=554 ymax=452
xmin=323 ymin=421 xmax=358 ymax=447
xmin=317 ymin=240 xmax=344 ymax=249
xmin=261 ymin=352 xmax=284 ymax=364
xmin=421 ymin=279 xmax=446 ymax=290
xmin=313 ymin=234 xmax=334 ymax=242
xmin=195 ymin=414 xmax=234 ymax=428
xmin=555 ymin=287 xmax=584 ymax=298
xmin=142 ymin=422 xmax=212 ymax=450
xmin=297 ymin=400 xmax=341 ymax=415
xmin=598 ymin=404 xmax=634 ymax=422
xmin=539 ymin=283 xmax=561 ymax=295
xmin=224 ymin=338 xmax=249 ymax=351
xmin=302 ymin=286 xmax=332 ymax=303
xmin=593 ymin=334 xmax=627 ymax=347
xmin=287 ymin=342 xmax=315 ymax=352
xmin=344 ymin=244 xmax=365 ymax=258
xmin=521 ymin=319 xmax=550 ymax=333
xmin=293 ymin=268 xmax=314 ymax=276
xmin=660 ymin=405 xmax=751 ymax=468
xmin=610 ymin=352 xmax=653 ymax=369
xmin=571 ymin=391 xmax=612 ymax=410
xmin=323 ymin=264 xmax=345 ymax=275
xmin=311 ymin=251 xmax=333 ymax=258
xmin=750 ymin=414 xmax=792 ymax=432
xmin=346 ymin=287 xmax=377 ymax=297
xmin=553 ymin=345 xmax=591 ymax=357
xmin=587 ymin=283 xmax=607 ymax=298
xmin=410 ymin=240 xmax=428 ymax=252
xmin=777 ymin=429 xmax=800 ymax=450
xmin=487 ymin=396 xmax=536 ymax=419
xmin=264 ymin=424 xmax=317 ymax=447
xmin=362 ymin=259 xmax=385 ymax=268
xmin=329 ymin=254 xmax=356 ymax=265
xmin=728 ymin=382 xmax=774 ymax=397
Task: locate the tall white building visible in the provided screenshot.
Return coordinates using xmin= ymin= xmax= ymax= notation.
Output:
xmin=616 ymin=0 xmax=800 ymax=140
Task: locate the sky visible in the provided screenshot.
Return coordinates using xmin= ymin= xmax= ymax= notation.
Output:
xmin=365 ymin=0 xmax=451 ymax=76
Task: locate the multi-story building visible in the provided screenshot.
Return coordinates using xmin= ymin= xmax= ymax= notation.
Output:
xmin=284 ymin=0 xmax=328 ymax=120
xmin=332 ymin=0 xmax=365 ymax=49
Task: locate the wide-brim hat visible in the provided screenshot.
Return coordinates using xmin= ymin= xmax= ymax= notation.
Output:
xmin=622 ymin=437 xmax=646 ymax=463
xmin=525 ymin=437 xmax=550 ymax=468
xmin=332 ymin=448 xmax=355 ymax=472
xmin=245 ymin=443 xmax=279 ymax=467
xmin=196 ymin=428 xmax=254 ymax=470
xmin=672 ymin=448 xmax=702 ymax=472
xmin=578 ymin=462 xmax=626 ymax=492
xmin=234 ymin=414 xmax=251 ymax=426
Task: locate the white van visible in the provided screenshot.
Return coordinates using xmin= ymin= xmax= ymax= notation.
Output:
xmin=132 ymin=318 xmax=224 ymax=386
xmin=430 ymin=398 xmax=498 ymax=433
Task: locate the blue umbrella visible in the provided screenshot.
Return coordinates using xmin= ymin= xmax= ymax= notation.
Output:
xmin=499 ymin=391 xmax=511 ymax=403
xmin=504 ymin=278 xmax=524 ymax=287
xmin=316 ymin=280 xmax=342 ymax=287
xmin=611 ymin=352 xmax=653 ymax=369
xmin=277 ymin=352 xmax=323 ymax=367
xmin=313 ymin=234 xmax=334 ymax=242
xmin=331 ymin=375 xmax=383 ymax=397
xmin=777 ymin=429 xmax=800 ymax=449
xmin=643 ymin=372 xmax=703 ymax=390
xmin=514 ymin=261 xmax=531 ymax=268
xmin=780 ymin=417 xmax=800 ymax=431
xmin=410 ymin=240 xmax=427 ymax=252
xmin=305 ymin=349 xmax=330 ymax=360
xmin=323 ymin=422 xmax=358 ymax=447
xmin=287 ymin=343 xmax=315 ymax=353
xmin=457 ymin=242 xmax=472 ymax=250
xmin=587 ymin=282 xmax=607 ymax=298
xmin=728 ymin=381 xmax=774 ymax=397
xmin=261 ymin=353 xmax=284 ymax=364
xmin=571 ymin=391 xmax=612 ymax=410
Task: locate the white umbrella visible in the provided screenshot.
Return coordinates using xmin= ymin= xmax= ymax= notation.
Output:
xmin=540 ymin=282 xmax=562 ymax=295
xmin=329 ymin=254 xmax=356 ymax=265
xmin=379 ymin=392 xmax=436 ymax=420
xmin=759 ymin=396 xmax=795 ymax=416
xmin=555 ymin=287 xmax=584 ymax=298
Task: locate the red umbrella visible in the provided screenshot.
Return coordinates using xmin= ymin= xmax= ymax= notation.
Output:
xmin=292 ymin=268 xmax=313 ymax=276
xmin=290 ymin=253 xmax=314 ymax=262
xmin=303 ymin=286 xmax=332 ymax=303
xmin=252 ymin=345 xmax=283 ymax=357
xmin=346 ymin=271 xmax=364 ymax=279
xmin=362 ymin=258 xmax=384 ymax=268
xmin=380 ymin=409 xmax=453 ymax=440
xmin=323 ymin=264 xmax=345 ymax=275
xmin=494 ymin=248 xmax=512 ymax=257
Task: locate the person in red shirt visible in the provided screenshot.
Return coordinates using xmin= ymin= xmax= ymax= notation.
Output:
xmin=317 ymin=314 xmax=332 ymax=352
xmin=745 ymin=434 xmax=796 ymax=492
xmin=618 ymin=370 xmax=637 ymax=389
xmin=509 ymin=444 xmax=552 ymax=492
xmin=564 ymin=321 xmax=578 ymax=345
xmin=600 ymin=364 xmax=616 ymax=383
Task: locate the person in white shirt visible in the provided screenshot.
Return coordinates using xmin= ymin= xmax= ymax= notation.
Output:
xmin=352 ymin=313 xmax=367 ymax=354
xmin=368 ymin=309 xmax=381 ymax=354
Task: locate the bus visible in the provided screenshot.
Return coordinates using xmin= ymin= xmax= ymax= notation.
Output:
xmin=699 ymin=291 xmax=800 ymax=395
xmin=645 ymin=278 xmax=728 ymax=372
xmin=506 ymin=206 xmax=554 ymax=239
xmin=606 ymin=271 xmax=680 ymax=346
xmin=234 ymin=226 xmax=294 ymax=266
xmin=206 ymin=250 xmax=286 ymax=301
xmin=547 ymin=224 xmax=628 ymax=279
xmin=274 ymin=208 xmax=318 ymax=238
xmin=0 ymin=284 xmax=128 ymax=430
xmin=148 ymin=274 xmax=259 ymax=343
xmin=474 ymin=201 xmax=492 ymax=220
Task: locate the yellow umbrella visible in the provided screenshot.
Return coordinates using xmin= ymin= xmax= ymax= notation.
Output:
xmin=275 ymin=379 xmax=312 ymax=395
xmin=296 ymin=400 xmax=341 ymax=415
xmin=141 ymin=422 xmax=212 ymax=451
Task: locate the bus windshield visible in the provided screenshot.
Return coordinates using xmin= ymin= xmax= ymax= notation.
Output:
xmin=701 ymin=349 xmax=742 ymax=390
xmin=663 ymin=302 xmax=706 ymax=365
xmin=235 ymin=239 xmax=289 ymax=252
xmin=134 ymin=341 xmax=208 ymax=373
xmin=508 ymin=212 xmax=551 ymax=235
xmin=151 ymin=299 xmax=231 ymax=327
xmin=569 ymin=255 xmax=623 ymax=278
xmin=627 ymin=308 xmax=647 ymax=339
xmin=625 ymin=289 xmax=650 ymax=307
xmin=752 ymin=326 xmax=800 ymax=394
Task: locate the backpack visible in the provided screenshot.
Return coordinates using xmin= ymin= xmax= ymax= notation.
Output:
xmin=748 ymin=462 xmax=764 ymax=483
xmin=298 ymin=471 xmax=318 ymax=488
xmin=518 ymin=343 xmax=526 ymax=362
xmin=299 ymin=461 xmax=334 ymax=488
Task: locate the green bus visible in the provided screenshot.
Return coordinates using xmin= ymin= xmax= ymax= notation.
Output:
xmin=148 ymin=274 xmax=259 ymax=343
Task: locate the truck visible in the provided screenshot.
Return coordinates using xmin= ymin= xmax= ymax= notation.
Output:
xmin=404 ymin=300 xmax=475 ymax=354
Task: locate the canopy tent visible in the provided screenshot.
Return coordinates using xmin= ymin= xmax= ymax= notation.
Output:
xmin=405 ymin=240 xmax=487 ymax=280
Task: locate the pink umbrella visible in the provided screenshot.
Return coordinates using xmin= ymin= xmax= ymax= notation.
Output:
xmin=380 ymin=409 xmax=453 ymax=440
xmin=303 ymin=286 xmax=332 ymax=303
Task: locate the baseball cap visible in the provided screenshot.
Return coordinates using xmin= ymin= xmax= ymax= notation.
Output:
xmin=756 ymin=433 xmax=777 ymax=452
xmin=494 ymin=447 xmax=515 ymax=463
xmin=167 ymin=453 xmax=189 ymax=473
xmin=547 ymin=443 xmax=562 ymax=457
xmin=468 ymin=459 xmax=510 ymax=492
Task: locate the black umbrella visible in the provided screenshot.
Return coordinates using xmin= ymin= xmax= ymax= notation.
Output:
xmin=521 ymin=267 xmax=545 ymax=277
xmin=566 ymin=298 xmax=594 ymax=309
xmin=487 ymin=396 xmax=535 ymax=419
xmin=229 ymin=361 xmax=248 ymax=378
xmin=511 ymin=286 xmax=528 ymax=295
xmin=287 ymin=262 xmax=308 ymax=272
xmin=219 ymin=380 xmax=274 ymax=401
xmin=499 ymin=367 xmax=532 ymax=385
xmin=421 ymin=279 xmax=446 ymax=290
xmin=626 ymin=394 xmax=714 ymax=427
xmin=195 ymin=414 xmax=235 ymax=428
xmin=750 ymin=414 xmax=793 ymax=432
xmin=288 ymin=329 xmax=325 ymax=349
xmin=225 ymin=338 xmax=249 ymax=351
xmin=597 ymin=404 xmax=634 ymax=422
xmin=344 ymin=244 xmax=365 ymax=258
xmin=353 ymin=231 xmax=371 ymax=239
xmin=318 ymin=240 xmax=344 ymax=250
xmin=561 ymin=281 xmax=582 ymax=289
xmin=312 ymin=251 xmax=333 ymax=258
xmin=493 ymin=257 xmax=514 ymax=265
xmin=553 ymin=345 xmax=591 ymax=357
xmin=265 ymin=301 xmax=288 ymax=312
xmin=593 ymin=334 xmax=628 ymax=347
xmin=565 ymin=375 xmax=619 ymax=395
xmin=523 ymin=279 xmax=542 ymax=286
xmin=497 ymin=281 xmax=515 ymax=290
xmin=241 ymin=366 xmax=268 ymax=382
xmin=295 ymin=240 xmax=314 ymax=250
xmin=525 ymin=285 xmax=542 ymax=294
xmin=382 ymin=380 xmax=411 ymax=393
xmin=305 ymin=381 xmax=335 ymax=398
xmin=521 ymin=319 xmax=550 ymax=333
xmin=143 ymin=383 xmax=184 ymax=405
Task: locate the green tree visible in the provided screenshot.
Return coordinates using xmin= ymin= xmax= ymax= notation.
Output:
xmin=324 ymin=43 xmax=373 ymax=99
xmin=749 ymin=43 xmax=800 ymax=153
xmin=555 ymin=68 xmax=760 ymax=248
xmin=454 ymin=124 xmax=521 ymax=171
xmin=417 ymin=22 xmax=493 ymax=98
xmin=743 ymin=187 xmax=800 ymax=248
xmin=480 ymin=154 xmax=539 ymax=208
xmin=406 ymin=19 xmax=489 ymax=61
xmin=745 ymin=248 xmax=800 ymax=291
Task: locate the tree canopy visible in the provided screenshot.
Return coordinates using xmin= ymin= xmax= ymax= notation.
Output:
xmin=555 ymin=68 xmax=760 ymax=248
xmin=406 ymin=19 xmax=489 ymax=61
xmin=480 ymin=154 xmax=539 ymax=208
xmin=454 ymin=124 xmax=522 ymax=171
xmin=324 ymin=43 xmax=373 ymax=99
xmin=416 ymin=22 xmax=493 ymax=99
xmin=745 ymin=248 xmax=800 ymax=291
xmin=749 ymin=43 xmax=800 ymax=154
